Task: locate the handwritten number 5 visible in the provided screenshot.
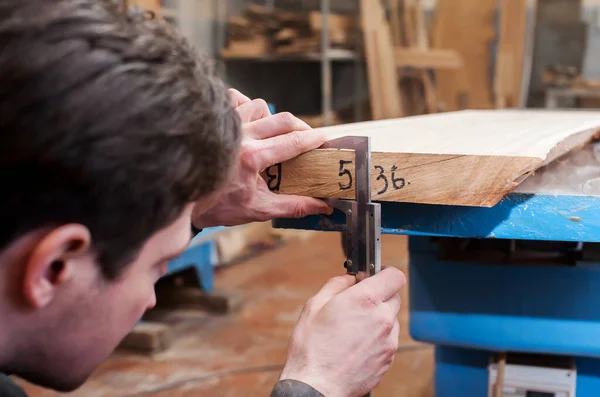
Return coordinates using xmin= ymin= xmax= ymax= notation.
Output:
xmin=338 ymin=160 xmax=353 ymax=190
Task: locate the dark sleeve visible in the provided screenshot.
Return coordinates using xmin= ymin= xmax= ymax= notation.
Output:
xmin=270 ymin=380 xmax=325 ymax=397
xmin=0 ymin=374 xmax=29 ymax=397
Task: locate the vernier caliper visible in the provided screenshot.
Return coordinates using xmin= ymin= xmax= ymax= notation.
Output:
xmin=322 ymin=135 xmax=381 ymax=280
xmin=321 ymin=136 xmax=381 ymax=397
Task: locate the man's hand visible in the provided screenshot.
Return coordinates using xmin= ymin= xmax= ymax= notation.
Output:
xmin=280 ymin=267 xmax=406 ymax=397
xmin=193 ymin=89 xmax=332 ymax=228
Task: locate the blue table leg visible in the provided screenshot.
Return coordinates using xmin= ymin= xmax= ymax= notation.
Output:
xmin=163 ymin=226 xmax=226 ymax=293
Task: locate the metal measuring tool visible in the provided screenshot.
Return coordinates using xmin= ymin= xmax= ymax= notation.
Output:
xmin=321 ymin=136 xmax=381 ymax=397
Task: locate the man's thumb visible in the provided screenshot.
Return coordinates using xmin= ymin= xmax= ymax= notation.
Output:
xmin=312 ymin=274 xmax=356 ymax=307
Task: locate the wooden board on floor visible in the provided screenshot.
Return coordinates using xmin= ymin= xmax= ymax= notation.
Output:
xmin=262 ymin=110 xmax=600 ymax=207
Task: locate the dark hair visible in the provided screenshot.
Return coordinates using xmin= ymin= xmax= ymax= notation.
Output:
xmin=0 ymin=0 xmax=241 ymax=279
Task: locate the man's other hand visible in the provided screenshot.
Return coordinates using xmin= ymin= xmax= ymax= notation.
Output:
xmin=279 ymin=267 xmax=406 ymax=397
xmin=193 ymin=88 xmax=333 ymax=228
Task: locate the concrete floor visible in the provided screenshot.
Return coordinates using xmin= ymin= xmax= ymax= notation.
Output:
xmin=16 ymin=232 xmax=434 ymax=397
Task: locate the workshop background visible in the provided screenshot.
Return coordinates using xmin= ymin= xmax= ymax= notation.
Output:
xmin=14 ymin=0 xmax=600 ymax=396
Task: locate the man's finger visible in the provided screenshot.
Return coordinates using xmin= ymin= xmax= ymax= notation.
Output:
xmin=315 ymin=275 xmax=357 ymax=301
xmin=229 ymin=88 xmax=251 ymax=108
xmin=267 ymin=194 xmax=333 ymax=219
xmin=254 ymin=129 xmax=326 ymax=170
xmin=303 ymin=274 xmax=356 ymax=314
xmin=235 ymin=98 xmax=272 ymax=124
xmin=389 ymin=321 xmax=400 ymax=352
xmin=383 ymin=293 xmax=401 ymax=317
xmin=349 ymin=267 xmax=406 ymax=302
xmin=244 ymin=112 xmax=312 ymax=140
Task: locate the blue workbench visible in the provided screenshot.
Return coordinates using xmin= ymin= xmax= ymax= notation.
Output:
xmin=273 ymin=144 xmax=600 ymax=397
xmin=276 ymin=192 xmax=600 ymax=242
xmin=164 ymin=226 xmax=227 ymax=292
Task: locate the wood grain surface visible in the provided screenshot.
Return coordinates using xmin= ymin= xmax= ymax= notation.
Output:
xmin=264 ymin=110 xmax=600 ymax=207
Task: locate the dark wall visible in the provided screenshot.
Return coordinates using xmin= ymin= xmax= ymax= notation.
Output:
xmin=222 ymin=60 xmax=368 ymax=116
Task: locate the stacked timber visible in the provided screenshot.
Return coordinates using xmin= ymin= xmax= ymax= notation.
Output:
xmin=221 ymin=4 xmax=358 ymax=58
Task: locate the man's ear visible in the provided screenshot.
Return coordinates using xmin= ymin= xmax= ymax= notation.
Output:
xmin=22 ymin=224 xmax=91 ymax=309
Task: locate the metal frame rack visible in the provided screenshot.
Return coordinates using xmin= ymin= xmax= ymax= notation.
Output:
xmin=215 ymin=0 xmax=366 ymax=126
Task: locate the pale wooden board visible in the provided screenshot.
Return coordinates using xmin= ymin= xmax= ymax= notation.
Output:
xmin=263 ymin=110 xmax=600 ymax=207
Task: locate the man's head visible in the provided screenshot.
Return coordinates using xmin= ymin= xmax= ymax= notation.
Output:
xmin=0 ymin=0 xmax=241 ymax=390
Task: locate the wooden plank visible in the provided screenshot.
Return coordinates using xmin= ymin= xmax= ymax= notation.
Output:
xmin=308 ymin=11 xmax=356 ymax=46
xmin=118 ymin=322 xmax=172 ymax=354
xmin=495 ymin=0 xmax=528 ymax=108
xmin=263 ymin=110 xmax=600 ymax=207
xmin=432 ymin=0 xmax=495 ymax=110
xmin=411 ymin=0 xmax=428 ymax=50
xmin=360 ymin=0 xmax=404 ymax=119
xmin=221 ymin=36 xmax=271 ymax=58
xmin=155 ymin=287 xmax=244 ymax=314
xmin=395 ymin=48 xmax=464 ymax=69
xmin=409 ymin=0 xmax=437 ymax=114
xmin=519 ymin=0 xmax=538 ymax=108
xmin=389 ymin=0 xmax=403 ymax=46
xmin=402 ymin=0 xmax=416 ymax=46
xmin=399 ymin=0 xmax=422 ymax=116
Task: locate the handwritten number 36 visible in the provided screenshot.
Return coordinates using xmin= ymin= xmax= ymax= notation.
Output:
xmin=376 ymin=165 xmax=405 ymax=194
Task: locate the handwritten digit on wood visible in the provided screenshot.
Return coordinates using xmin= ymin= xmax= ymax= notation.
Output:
xmin=391 ymin=165 xmax=406 ymax=190
xmin=374 ymin=165 xmax=389 ymax=195
xmin=338 ymin=160 xmax=353 ymax=190
xmin=265 ymin=163 xmax=282 ymax=191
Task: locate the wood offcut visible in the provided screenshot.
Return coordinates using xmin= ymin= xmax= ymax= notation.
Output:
xmin=262 ymin=110 xmax=600 ymax=207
